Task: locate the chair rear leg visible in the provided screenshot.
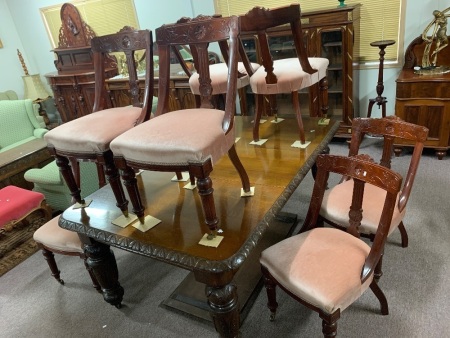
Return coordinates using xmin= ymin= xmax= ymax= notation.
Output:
xmin=291 ymin=91 xmax=306 ymax=144
xmin=55 ymin=155 xmax=84 ymax=205
xmin=319 ymin=77 xmax=329 ymax=118
xmin=102 ymin=151 xmax=129 ymax=217
xmin=369 ymin=281 xmax=389 ymax=315
xmin=41 ymin=247 xmax=64 ymax=285
xmin=374 ymin=253 xmax=384 ymax=282
xmin=398 ymin=221 xmax=409 ymax=248
xmin=253 ymin=94 xmax=264 ymax=141
xmin=227 ymin=144 xmax=250 ymax=192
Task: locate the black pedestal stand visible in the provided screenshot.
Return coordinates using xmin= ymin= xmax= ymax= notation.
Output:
xmin=367 ymin=40 xmax=396 ymax=118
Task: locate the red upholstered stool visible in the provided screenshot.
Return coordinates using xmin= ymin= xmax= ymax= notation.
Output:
xmin=33 ymin=215 xmax=100 ymax=291
xmin=0 ymin=185 xmax=51 ymax=233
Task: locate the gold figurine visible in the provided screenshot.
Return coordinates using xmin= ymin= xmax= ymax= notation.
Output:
xmin=421 ymin=7 xmax=450 ymax=68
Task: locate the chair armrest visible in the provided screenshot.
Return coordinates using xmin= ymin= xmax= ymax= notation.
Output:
xmin=24 ymin=161 xmax=63 ymax=185
xmin=34 ymin=128 xmax=49 ymax=138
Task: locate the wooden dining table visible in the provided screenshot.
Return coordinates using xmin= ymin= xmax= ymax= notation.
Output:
xmin=58 ymin=116 xmax=338 ymax=337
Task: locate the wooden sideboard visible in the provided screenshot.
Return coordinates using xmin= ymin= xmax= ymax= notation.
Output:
xmin=395 ymin=70 xmax=450 ymax=159
xmin=46 ymin=68 xmax=117 ymax=123
xmin=45 ymin=3 xmax=118 ymax=123
xmin=394 ymin=36 xmax=450 ymax=159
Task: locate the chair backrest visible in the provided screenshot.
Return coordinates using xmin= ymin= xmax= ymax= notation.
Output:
xmin=349 ymin=116 xmax=429 ymax=212
xmin=91 ymin=26 xmax=154 ymax=125
xmin=239 ymin=4 xmax=315 ymax=85
xmin=303 ymin=154 xmax=403 ymax=282
xmin=155 ymin=15 xmax=241 ymax=133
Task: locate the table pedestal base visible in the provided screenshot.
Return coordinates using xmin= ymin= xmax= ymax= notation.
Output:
xmin=161 ymin=212 xmax=298 ymax=324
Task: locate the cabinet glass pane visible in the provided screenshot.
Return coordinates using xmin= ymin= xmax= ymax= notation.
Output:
xmin=321 ymin=30 xmax=343 ymax=120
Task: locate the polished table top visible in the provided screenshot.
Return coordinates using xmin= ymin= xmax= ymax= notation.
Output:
xmin=59 ymin=116 xmax=338 ymax=274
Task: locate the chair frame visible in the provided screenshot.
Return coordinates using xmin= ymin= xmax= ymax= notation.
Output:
xmin=321 ymin=117 xmax=429 ymax=247
xmin=47 ymin=27 xmax=154 ymax=216
xmin=36 ymin=242 xmax=101 ymax=292
xmin=262 ymin=154 xmax=403 ymax=336
xmin=113 ymin=15 xmax=251 ymax=232
xmin=240 ymin=4 xmax=329 ymax=143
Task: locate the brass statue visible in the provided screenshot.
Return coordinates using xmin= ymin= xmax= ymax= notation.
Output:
xmin=422 ymin=7 xmax=450 ymax=68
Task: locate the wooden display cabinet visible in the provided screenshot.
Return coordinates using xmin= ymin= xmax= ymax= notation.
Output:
xmin=241 ymin=4 xmax=361 ymax=137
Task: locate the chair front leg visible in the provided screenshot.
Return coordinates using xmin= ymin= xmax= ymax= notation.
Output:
xmin=101 ymin=151 xmax=128 ymax=217
xmin=115 ymin=158 xmax=145 ymax=224
xmin=261 ymin=266 xmax=278 ymax=321
xmin=190 ymin=163 xmax=218 ymax=233
xmin=55 ymin=155 xmax=84 ymax=205
xmin=41 ymin=247 xmax=63 ymax=285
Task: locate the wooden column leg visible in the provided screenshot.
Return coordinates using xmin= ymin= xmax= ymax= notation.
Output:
xmin=206 ymin=282 xmax=240 ymax=338
xmin=83 ymin=238 xmax=124 ymax=308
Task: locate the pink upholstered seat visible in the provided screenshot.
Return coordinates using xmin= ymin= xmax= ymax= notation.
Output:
xmin=110 ymin=15 xmax=252 ymax=234
xmin=33 ymin=215 xmax=82 ymax=253
xmin=111 ymin=109 xmax=235 ymax=165
xmin=33 ymin=215 xmax=100 ymax=290
xmin=320 ymin=180 xmax=406 ymax=236
xmin=261 ymin=227 xmax=372 ymax=314
xmin=44 ymin=27 xmax=154 ymax=217
xmin=250 ymin=58 xmax=329 ymax=95
xmin=44 ymin=107 xmax=142 ymax=154
xmin=260 ymin=154 xmax=403 ymax=337
xmin=189 ymin=62 xmax=261 ymax=95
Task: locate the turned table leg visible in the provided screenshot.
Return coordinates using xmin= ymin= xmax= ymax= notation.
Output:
xmin=82 ymin=237 xmax=124 ymax=308
xmin=205 ymin=281 xmax=240 ymax=338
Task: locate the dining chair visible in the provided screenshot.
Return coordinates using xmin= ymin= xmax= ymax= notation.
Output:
xmin=319 ymin=116 xmax=428 ymax=280
xmin=240 ymin=4 xmax=329 ymax=147
xmin=260 ymin=154 xmax=403 ymax=336
xmin=187 ymin=15 xmax=260 ymax=114
xmin=44 ymin=27 xmax=154 ymax=221
xmin=33 ymin=215 xmax=100 ymax=291
xmin=110 ymin=15 xmax=253 ymax=237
